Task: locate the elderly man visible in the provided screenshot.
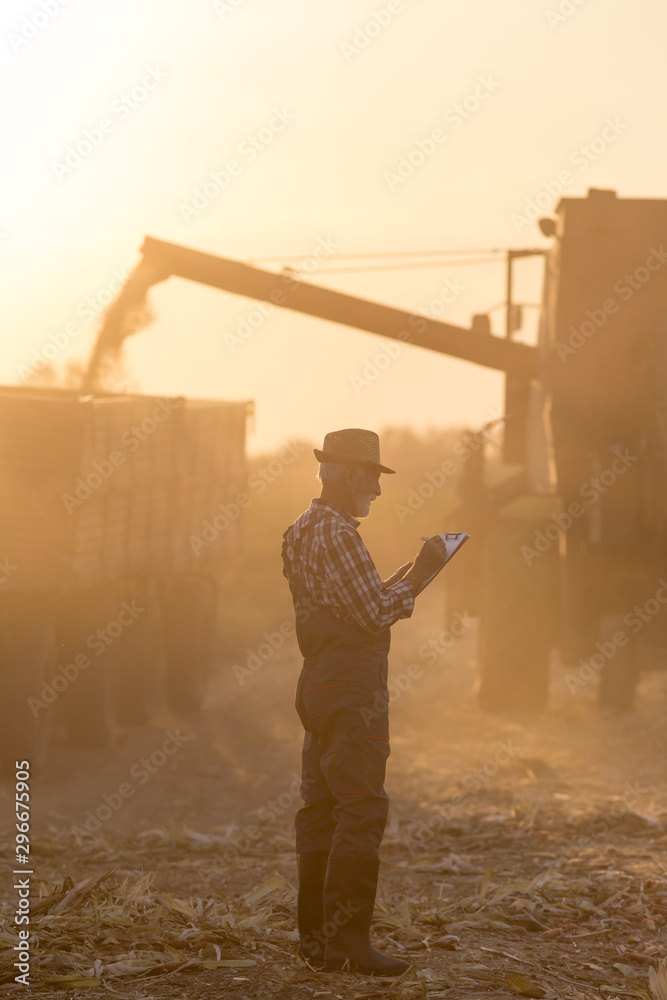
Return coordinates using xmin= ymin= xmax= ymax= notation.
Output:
xmin=281 ymin=428 xmax=447 ymax=976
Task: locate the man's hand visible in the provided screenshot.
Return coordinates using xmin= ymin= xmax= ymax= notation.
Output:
xmin=383 ymin=561 xmax=414 ymax=589
xmin=404 ymin=536 xmax=448 ymax=595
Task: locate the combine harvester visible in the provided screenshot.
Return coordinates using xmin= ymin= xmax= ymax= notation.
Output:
xmin=77 ymin=187 xmax=667 ymax=715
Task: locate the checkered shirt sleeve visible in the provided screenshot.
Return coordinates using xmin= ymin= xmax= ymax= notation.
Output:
xmin=314 ymin=519 xmax=414 ymax=633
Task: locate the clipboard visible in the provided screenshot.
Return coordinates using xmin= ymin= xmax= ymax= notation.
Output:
xmin=414 ymin=532 xmax=471 ymax=595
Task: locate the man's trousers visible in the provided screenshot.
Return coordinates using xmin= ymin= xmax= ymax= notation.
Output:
xmin=294 ymin=605 xmax=392 ymax=858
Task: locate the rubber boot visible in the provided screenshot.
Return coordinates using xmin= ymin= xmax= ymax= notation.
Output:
xmin=296 ymin=852 xmax=329 ymax=968
xmin=322 ymin=857 xmax=409 ymax=976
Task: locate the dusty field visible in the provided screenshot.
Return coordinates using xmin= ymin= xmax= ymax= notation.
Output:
xmin=1 ymin=585 xmax=666 ymax=999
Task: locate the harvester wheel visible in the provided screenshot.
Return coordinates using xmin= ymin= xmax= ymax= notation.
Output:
xmin=478 ymin=519 xmax=558 ymax=713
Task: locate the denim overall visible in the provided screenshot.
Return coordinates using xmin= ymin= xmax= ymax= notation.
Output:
xmin=286 ymin=520 xmax=392 ymax=858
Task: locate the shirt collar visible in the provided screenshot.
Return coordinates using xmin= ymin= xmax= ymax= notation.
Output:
xmin=310 ymin=497 xmax=360 ymax=530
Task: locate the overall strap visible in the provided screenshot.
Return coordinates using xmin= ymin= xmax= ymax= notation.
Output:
xmin=281 ymin=518 xmax=322 ymax=608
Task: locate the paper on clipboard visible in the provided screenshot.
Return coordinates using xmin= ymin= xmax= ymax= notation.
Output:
xmin=414 ymin=532 xmax=471 ymax=595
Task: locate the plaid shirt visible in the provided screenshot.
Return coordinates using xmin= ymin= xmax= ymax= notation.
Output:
xmin=281 ymin=498 xmax=414 ymax=634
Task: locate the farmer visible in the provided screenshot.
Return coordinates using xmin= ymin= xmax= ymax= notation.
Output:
xmin=281 ymin=428 xmax=447 ymax=975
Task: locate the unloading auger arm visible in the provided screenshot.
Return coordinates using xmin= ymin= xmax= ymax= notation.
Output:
xmin=82 ymin=235 xmax=539 ymax=393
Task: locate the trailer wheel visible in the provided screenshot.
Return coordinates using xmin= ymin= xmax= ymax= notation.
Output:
xmin=112 ymin=579 xmax=162 ymax=726
xmin=57 ymin=587 xmax=116 ymax=748
xmin=0 ymin=594 xmax=57 ymax=775
xmin=478 ymin=519 xmax=558 ymax=714
xmin=597 ymin=614 xmax=639 ymax=713
xmin=163 ymin=574 xmax=217 ymax=713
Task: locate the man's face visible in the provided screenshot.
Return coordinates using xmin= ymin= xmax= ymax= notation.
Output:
xmin=349 ymin=465 xmax=381 ymax=518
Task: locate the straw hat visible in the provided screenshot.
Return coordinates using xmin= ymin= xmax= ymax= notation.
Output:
xmin=313 ymin=428 xmax=395 ymax=475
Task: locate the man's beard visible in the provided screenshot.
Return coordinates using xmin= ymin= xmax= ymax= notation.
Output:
xmin=351 ymin=485 xmax=373 ymax=518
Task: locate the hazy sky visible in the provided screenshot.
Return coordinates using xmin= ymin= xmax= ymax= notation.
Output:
xmin=1 ymin=0 xmax=663 ymax=453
